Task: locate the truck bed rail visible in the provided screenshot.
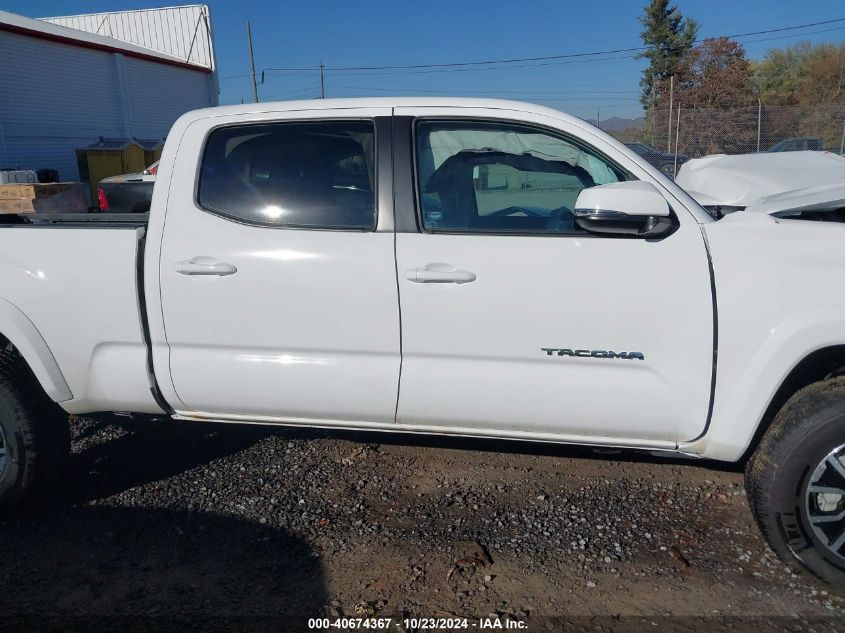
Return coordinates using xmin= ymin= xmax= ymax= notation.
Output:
xmin=0 ymin=213 xmax=149 ymax=228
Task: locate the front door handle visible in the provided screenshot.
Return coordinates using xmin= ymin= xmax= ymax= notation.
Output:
xmin=405 ymin=264 xmax=476 ymax=284
xmin=174 ymin=257 xmax=238 ymax=277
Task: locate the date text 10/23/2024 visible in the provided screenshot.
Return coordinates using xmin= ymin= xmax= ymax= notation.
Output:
xmin=307 ymin=617 xmax=527 ymax=630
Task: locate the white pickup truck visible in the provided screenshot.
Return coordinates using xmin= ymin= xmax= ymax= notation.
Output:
xmin=1 ymin=98 xmax=844 ymax=585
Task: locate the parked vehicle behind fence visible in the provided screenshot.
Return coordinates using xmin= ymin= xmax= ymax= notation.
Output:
xmin=767 ymin=137 xmax=824 ymax=152
xmin=624 ymin=142 xmax=689 ymax=177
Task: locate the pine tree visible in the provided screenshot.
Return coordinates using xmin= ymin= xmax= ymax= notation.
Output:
xmin=637 ymin=0 xmax=698 ymax=109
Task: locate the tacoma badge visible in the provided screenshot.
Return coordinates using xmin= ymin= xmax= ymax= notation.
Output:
xmin=541 ymin=348 xmax=645 ymax=360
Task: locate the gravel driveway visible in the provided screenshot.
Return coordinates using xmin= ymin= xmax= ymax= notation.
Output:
xmin=1 ymin=415 xmax=843 ymax=632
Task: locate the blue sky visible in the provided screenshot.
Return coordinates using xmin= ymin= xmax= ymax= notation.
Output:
xmin=7 ymin=1 xmax=845 ymax=119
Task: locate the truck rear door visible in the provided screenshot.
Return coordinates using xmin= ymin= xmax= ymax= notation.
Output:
xmin=154 ymin=108 xmax=400 ymax=423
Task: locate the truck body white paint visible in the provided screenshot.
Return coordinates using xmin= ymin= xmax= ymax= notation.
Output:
xmin=1 ymin=98 xmax=843 ymax=463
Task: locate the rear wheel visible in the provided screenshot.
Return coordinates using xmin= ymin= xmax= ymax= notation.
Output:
xmin=746 ymin=377 xmax=845 ymax=585
xmin=0 ymin=350 xmax=70 ymax=508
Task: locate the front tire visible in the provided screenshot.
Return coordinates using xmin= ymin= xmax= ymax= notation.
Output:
xmin=0 ymin=350 xmax=70 ymax=508
xmin=746 ymin=377 xmax=845 ymax=585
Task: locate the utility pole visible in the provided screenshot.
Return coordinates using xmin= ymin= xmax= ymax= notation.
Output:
xmin=596 ymin=106 xmax=601 ymax=130
xmin=651 ymin=77 xmax=656 ymax=111
xmin=756 ymin=99 xmax=762 ymax=153
xmin=246 ymin=21 xmax=258 ymax=103
xmin=320 ymin=61 xmax=325 ymax=98
xmin=673 ymin=103 xmax=681 ymax=178
xmin=650 ymin=76 xmax=656 ymax=143
xmin=840 ymin=119 xmax=845 ymax=155
xmin=667 ymin=75 xmax=674 ymax=153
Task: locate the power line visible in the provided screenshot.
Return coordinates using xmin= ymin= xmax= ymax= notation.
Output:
xmin=239 ymin=17 xmax=845 ymax=105
xmin=260 ymin=22 xmax=844 ymax=83
xmin=329 ymin=85 xmax=640 ymax=96
xmin=734 ymin=24 xmax=845 ymax=46
xmin=259 ymin=17 xmax=845 ymax=75
xmin=319 ymin=54 xmax=639 ymax=77
xmin=261 ymin=53 xmax=640 ymax=83
xmin=257 ymin=24 xmax=845 ymax=81
xmin=329 ymin=89 xmax=640 ymax=102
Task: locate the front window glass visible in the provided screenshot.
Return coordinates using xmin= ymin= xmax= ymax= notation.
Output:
xmin=415 ymin=121 xmax=627 ymax=233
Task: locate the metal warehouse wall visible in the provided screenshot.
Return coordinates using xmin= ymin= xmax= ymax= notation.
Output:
xmin=42 ymin=5 xmax=214 ymax=71
xmin=0 ymin=29 xmax=216 ymax=182
xmin=123 ymin=56 xmax=214 ymax=138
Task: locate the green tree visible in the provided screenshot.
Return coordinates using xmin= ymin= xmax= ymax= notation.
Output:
xmin=664 ymin=38 xmax=757 ymax=156
xmin=754 ymin=42 xmax=845 ymax=106
xmin=754 ymin=42 xmax=813 ymax=104
xmin=637 ymin=0 xmax=698 ymax=109
xmin=796 ymin=43 xmax=845 ymax=106
xmin=673 ymin=37 xmax=755 ymax=108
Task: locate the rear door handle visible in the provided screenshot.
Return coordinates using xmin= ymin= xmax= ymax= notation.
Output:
xmin=405 ymin=264 xmax=476 ymax=284
xmin=174 ymin=257 xmax=238 ymax=277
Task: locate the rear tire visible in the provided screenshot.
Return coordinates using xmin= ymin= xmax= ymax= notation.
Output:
xmin=0 ymin=350 xmax=70 ymax=508
xmin=746 ymin=377 xmax=845 ymax=586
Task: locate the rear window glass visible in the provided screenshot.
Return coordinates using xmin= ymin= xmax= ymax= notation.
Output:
xmin=198 ymin=120 xmax=376 ymax=230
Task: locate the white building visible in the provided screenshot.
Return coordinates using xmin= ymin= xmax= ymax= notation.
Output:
xmin=0 ymin=6 xmax=218 ymax=181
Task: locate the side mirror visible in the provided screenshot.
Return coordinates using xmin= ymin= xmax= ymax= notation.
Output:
xmin=574 ymin=181 xmax=676 ymax=238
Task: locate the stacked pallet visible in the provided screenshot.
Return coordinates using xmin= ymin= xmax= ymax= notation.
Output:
xmin=0 ymin=182 xmax=88 ymax=214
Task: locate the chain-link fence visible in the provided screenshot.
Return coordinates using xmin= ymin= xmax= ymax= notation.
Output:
xmin=625 ymin=104 xmax=845 ymax=160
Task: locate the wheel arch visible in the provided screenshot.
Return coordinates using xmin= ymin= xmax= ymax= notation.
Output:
xmin=682 ymin=302 xmax=845 ymax=462
xmin=739 ymin=344 xmax=845 ymax=462
xmin=0 ymin=298 xmax=72 ymax=403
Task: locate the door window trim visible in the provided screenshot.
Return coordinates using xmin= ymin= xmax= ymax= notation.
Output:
xmin=409 ymin=117 xmax=637 ymax=238
xmin=192 ymin=117 xmax=389 ymax=232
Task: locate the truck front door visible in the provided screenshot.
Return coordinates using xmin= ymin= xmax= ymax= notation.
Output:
xmin=392 ymin=108 xmax=715 ymax=443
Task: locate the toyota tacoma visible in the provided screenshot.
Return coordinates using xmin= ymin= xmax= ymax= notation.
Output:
xmin=1 ymin=98 xmax=844 ymax=585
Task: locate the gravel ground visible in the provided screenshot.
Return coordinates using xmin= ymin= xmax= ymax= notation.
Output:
xmin=1 ymin=414 xmax=844 ymax=632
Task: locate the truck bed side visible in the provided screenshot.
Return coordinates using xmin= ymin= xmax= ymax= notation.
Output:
xmin=0 ymin=222 xmax=163 ymax=414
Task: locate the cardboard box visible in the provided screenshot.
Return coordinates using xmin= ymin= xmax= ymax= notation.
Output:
xmin=0 ymin=182 xmax=78 ymax=200
xmin=0 ymin=198 xmax=34 ymax=214
xmin=0 ymin=184 xmax=35 ymax=199
xmin=0 ymin=183 xmax=87 ymax=214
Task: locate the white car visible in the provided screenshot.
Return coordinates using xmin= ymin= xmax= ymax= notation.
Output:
xmin=1 ymin=98 xmax=844 ymax=585
xmin=676 ymin=150 xmax=845 ymax=219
